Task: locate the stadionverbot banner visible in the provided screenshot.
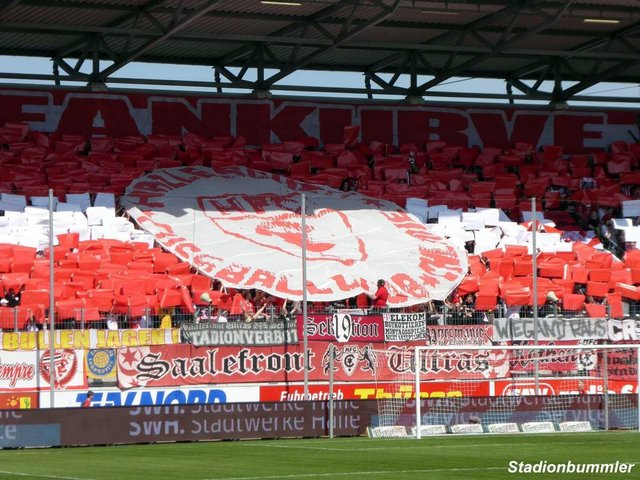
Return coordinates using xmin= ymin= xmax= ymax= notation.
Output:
xmin=181 ymin=320 xmax=299 ymax=346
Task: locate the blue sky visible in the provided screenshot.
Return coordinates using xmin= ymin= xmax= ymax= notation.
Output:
xmin=0 ymin=55 xmax=638 ymax=109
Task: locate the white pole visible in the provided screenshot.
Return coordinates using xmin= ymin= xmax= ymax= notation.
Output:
xmin=48 ymin=189 xmax=56 ymax=408
xmin=531 ymin=197 xmax=539 ymax=395
xmin=637 ymin=346 xmax=640 ymax=432
xmin=415 ymin=346 xmax=421 ymax=439
xmin=301 ymin=193 xmax=309 ymax=400
xmin=329 ymin=343 xmax=334 ymax=439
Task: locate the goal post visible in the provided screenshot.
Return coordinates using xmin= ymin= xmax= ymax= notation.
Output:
xmin=368 ymin=344 xmax=640 ymax=438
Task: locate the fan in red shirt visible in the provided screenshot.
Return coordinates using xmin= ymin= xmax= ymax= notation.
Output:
xmin=82 ymin=390 xmax=94 ymax=408
xmin=369 ymin=279 xmax=389 ymax=309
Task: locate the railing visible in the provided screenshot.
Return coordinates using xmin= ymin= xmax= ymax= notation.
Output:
xmin=1 ymin=299 xmax=634 ymax=332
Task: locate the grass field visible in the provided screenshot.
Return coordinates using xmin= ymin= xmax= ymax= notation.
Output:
xmin=0 ymin=432 xmax=638 ymax=480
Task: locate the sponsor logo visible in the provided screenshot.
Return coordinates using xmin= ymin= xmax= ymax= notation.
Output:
xmin=74 ymin=388 xmax=229 ymax=407
xmin=87 ymin=349 xmax=116 ymax=377
xmin=501 ymin=382 xmax=556 ymax=396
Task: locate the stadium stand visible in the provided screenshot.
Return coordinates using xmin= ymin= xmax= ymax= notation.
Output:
xmin=1 ymin=119 xmax=640 ymax=330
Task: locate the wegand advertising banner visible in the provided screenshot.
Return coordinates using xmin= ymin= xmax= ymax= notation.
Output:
xmin=38 ymin=385 xmax=259 ymax=408
xmin=116 ymin=341 xmax=509 ymax=389
xmin=0 ymin=328 xmax=180 ymax=351
xmin=298 ymin=313 xmax=384 ymax=343
xmin=0 ymin=349 xmax=87 ymax=392
xmin=493 ymin=317 xmax=640 ymax=342
xmin=493 ymin=317 xmax=608 ymax=342
xmin=181 ymin=320 xmax=299 ymax=346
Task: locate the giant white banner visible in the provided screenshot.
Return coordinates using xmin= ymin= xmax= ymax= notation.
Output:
xmin=122 ymin=167 xmax=467 ymax=306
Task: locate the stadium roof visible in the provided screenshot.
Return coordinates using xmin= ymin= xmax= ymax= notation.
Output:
xmin=0 ymin=0 xmax=639 ymax=103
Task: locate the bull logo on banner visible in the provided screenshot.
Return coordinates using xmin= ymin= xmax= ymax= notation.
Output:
xmin=323 ymin=344 xmax=377 ymax=377
xmin=332 ymin=313 xmax=352 ymax=343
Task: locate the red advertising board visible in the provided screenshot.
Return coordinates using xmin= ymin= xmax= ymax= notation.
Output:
xmin=0 ymin=88 xmax=635 ymax=152
xmin=0 ymin=392 xmax=38 ymax=409
xmin=260 ymin=381 xmax=490 ymax=402
xmin=494 ymin=378 xmax=638 ymax=396
xmin=297 ymin=313 xmax=385 ymax=342
xmin=116 ymin=342 xmax=509 ymax=389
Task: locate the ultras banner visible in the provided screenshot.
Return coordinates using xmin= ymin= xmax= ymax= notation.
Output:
xmin=297 ymin=314 xmax=385 ymax=343
xmin=181 ymin=320 xmax=299 ymax=346
xmin=0 ymin=88 xmax=634 ymax=152
xmin=116 ymin=342 xmax=510 ymax=389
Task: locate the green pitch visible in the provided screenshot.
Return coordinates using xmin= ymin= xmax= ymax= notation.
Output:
xmin=0 ymin=432 xmax=638 ymax=480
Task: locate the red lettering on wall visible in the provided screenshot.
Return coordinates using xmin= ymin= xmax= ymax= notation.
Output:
xmin=236 ymin=103 xmax=271 ymax=145
xmin=397 ymin=111 xmax=468 ymax=147
xmin=319 ymin=107 xmax=353 ymax=144
xmin=470 ymin=111 xmax=548 ymax=149
xmin=0 ymin=94 xmax=48 ymax=125
xmin=152 ymin=100 xmax=231 ymax=137
xmin=555 ymin=114 xmax=603 ymax=153
xmin=271 ymin=105 xmax=317 ymax=143
xmin=360 ymin=109 xmax=394 ymax=145
xmin=57 ymin=96 xmax=140 ymax=136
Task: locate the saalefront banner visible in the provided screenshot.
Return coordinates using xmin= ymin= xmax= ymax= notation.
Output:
xmin=116 ymin=342 xmax=509 ymax=389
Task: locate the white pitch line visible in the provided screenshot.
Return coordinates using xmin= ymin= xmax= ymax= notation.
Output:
xmin=203 ymin=466 xmax=504 ymax=480
xmin=0 ymin=471 xmax=94 ymax=480
xmin=248 ymin=440 xmax=591 ymax=452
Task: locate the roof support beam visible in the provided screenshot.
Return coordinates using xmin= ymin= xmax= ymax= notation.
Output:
xmin=260 ymin=0 xmax=402 ymax=88
xmin=415 ymin=0 xmax=573 ymax=93
xmin=89 ymin=0 xmax=222 ymax=83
